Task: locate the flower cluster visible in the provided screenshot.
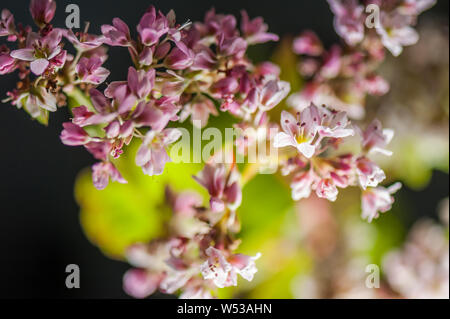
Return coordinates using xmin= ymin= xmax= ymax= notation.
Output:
xmin=123 ymin=162 xmax=260 ymax=298
xmin=274 ymin=104 xmax=400 ymax=222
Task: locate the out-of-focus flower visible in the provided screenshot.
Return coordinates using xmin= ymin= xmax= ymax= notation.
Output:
xmin=293 ymin=30 xmax=323 ymax=56
xmin=274 ymin=104 xmax=353 ymax=158
xmin=361 ymin=182 xmax=402 ymax=222
xmin=63 ymin=29 xmax=104 ymax=52
xmin=194 ymin=163 xmax=242 ymax=212
xmin=123 ymin=269 xmax=161 ymax=299
xmin=200 ymin=247 xmax=260 ymax=288
xmin=11 ymin=29 xmax=65 ymax=75
xmin=376 ymin=22 xmax=419 ymax=57
xmin=0 ymin=50 xmax=16 ymax=74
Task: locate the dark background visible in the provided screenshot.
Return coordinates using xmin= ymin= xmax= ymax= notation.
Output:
xmin=0 ymin=0 xmax=448 ymax=298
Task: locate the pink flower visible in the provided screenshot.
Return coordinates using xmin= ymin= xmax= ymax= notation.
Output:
xmin=60 ymin=122 xmax=91 ymax=146
xmin=320 ymin=45 xmax=342 ymax=79
xmin=361 ymin=182 xmax=402 ymax=222
xmin=200 ymin=247 xmax=260 ymax=288
xmin=76 ymin=56 xmax=110 ymax=85
xmin=361 ymin=119 xmax=394 ymax=156
xmin=91 ymin=161 xmax=127 ymax=190
xmin=164 ymin=41 xmax=195 ymax=70
xmin=327 ymin=0 xmax=365 ymax=46
xmin=376 ymin=23 xmax=419 ymax=57
xmin=355 ymin=156 xmax=386 ymax=190
xmin=194 ymin=163 xmax=242 ymax=212
xmin=101 ymin=18 xmax=131 ymax=47
xmin=315 ymin=178 xmax=339 ymax=202
xmin=137 ymin=6 xmax=169 ymax=46
xmin=257 ymin=79 xmax=291 ymax=111
xmin=317 ymin=108 xmax=354 ymax=139
xmin=0 ymin=9 xmax=15 ymax=37
xmin=20 ymin=86 xmax=57 ymax=114
xmin=29 ymin=0 xmax=56 ymax=27
xmin=293 ymin=31 xmax=323 ymax=56
xmin=179 ymin=96 xmax=218 ymax=128
xmin=135 ymin=128 xmax=182 ymax=176
xmin=84 ymin=141 xmax=113 ymax=161
xmin=179 ymin=286 xmax=213 ymax=299
xmin=10 ymin=30 xmax=65 ymax=75
xmin=240 ymin=10 xmax=278 ymax=44
xmin=398 ymin=0 xmax=437 ymax=15
xmin=123 ymin=269 xmax=160 ymax=299
xmin=274 ymin=105 xmax=321 ymax=158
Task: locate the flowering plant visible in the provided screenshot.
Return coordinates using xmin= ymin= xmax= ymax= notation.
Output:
xmin=1 ymin=0 xmax=442 ymax=299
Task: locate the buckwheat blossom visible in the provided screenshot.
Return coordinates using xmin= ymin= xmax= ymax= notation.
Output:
xmin=360 ymin=119 xmax=394 ymax=156
xmin=136 ymin=129 xmax=182 ymax=176
xmin=121 ymin=185 xmax=260 ymax=298
xmin=62 ymin=29 xmax=104 ymax=52
xmin=11 ymin=29 xmax=66 ymax=75
xmin=383 ymin=213 xmax=449 ymax=298
xmin=361 ymin=182 xmax=402 ymax=222
xmin=327 ymin=0 xmax=365 ymax=46
xmin=240 ymin=10 xmax=279 ymax=44
xmin=0 ymin=1 xmax=412 ymax=298
xmin=0 ymin=9 xmax=15 ymax=38
xmin=30 ymin=0 xmax=56 ymax=27
xmin=0 ymin=49 xmax=16 ymax=74
xmin=293 ymin=30 xmax=323 ymax=56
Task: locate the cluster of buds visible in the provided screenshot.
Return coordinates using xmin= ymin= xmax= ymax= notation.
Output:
xmin=123 ymin=162 xmax=260 ymax=299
